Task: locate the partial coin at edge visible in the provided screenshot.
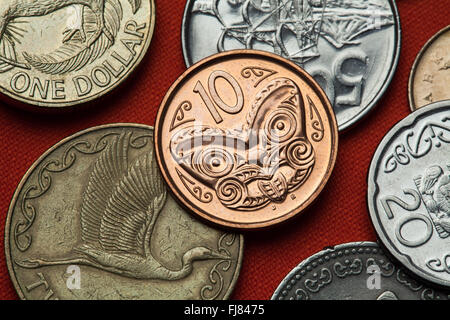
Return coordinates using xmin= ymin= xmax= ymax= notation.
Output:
xmin=0 ymin=0 xmax=155 ymax=110
xmin=5 ymin=124 xmax=243 ymax=300
xmin=409 ymin=25 xmax=450 ymax=111
xmin=272 ymin=242 xmax=450 ymax=300
xmin=368 ymin=100 xmax=450 ymax=289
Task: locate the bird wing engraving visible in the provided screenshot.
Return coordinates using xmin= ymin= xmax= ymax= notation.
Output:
xmin=420 ymin=166 xmax=443 ymax=195
xmin=99 ymin=150 xmax=166 ymax=256
xmin=80 ymin=131 xmax=130 ymax=246
xmin=436 ymin=175 xmax=450 ymax=212
xmin=15 ymin=129 xmax=233 ymax=282
xmin=0 ymin=21 xmax=21 ymax=73
xmin=128 ymin=0 xmax=142 ymax=14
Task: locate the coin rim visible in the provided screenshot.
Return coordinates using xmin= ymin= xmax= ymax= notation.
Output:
xmin=367 ymin=100 xmax=450 ymax=289
xmin=180 ymin=0 xmax=402 ymax=132
xmin=154 ymin=49 xmax=339 ymax=230
xmin=0 ymin=0 xmax=156 ymax=109
xmin=4 ymin=123 xmax=244 ymax=300
xmin=271 ymin=241 xmax=379 ymax=300
xmin=408 ymin=25 xmax=450 ymax=112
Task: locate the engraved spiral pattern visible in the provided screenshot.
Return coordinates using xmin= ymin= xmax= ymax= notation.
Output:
xmin=272 ymin=243 xmax=450 ymax=300
xmin=216 ymin=177 xmax=246 ymax=207
xmin=286 ymin=138 xmax=315 ymax=169
xmin=264 ymin=109 xmax=297 ymax=144
xmin=156 ymin=50 xmax=339 ymax=228
xmin=194 ymin=148 xmax=234 ymax=179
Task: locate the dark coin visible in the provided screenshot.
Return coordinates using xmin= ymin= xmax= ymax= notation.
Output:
xmin=272 ymin=242 xmax=449 ymax=300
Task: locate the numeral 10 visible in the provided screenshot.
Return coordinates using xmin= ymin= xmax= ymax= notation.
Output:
xmin=194 ymin=71 xmax=244 ymax=123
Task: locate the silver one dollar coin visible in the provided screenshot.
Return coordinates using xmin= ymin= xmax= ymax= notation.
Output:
xmin=0 ymin=0 xmax=155 ymax=110
xmin=271 ymin=242 xmax=449 ymax=300
xmin=5 ymin=124 xmax=243 ymax=300
xmin=182 ymin=0 xmax=401 ymax=131
xmin=368 ymin=100 xmax=450 ymax=289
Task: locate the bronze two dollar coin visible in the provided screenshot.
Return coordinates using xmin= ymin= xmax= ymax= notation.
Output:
xmin=0 ymin=0 xmax=155 ymax=110
xmin=155 ymin=50 xmax=339 ymax=230
xmin=5 ymin=124 xmax=243 ymax=300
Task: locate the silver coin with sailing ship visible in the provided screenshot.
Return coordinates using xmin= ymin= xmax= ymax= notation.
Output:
xmin=5 ymin=124 xmax=243 ymax=300
xmin=368 ymin=100 xmax=450 ymax=289
xmin=182 ymin=0 xmax=401 ymax=131
xmin=271 ymin=242 xmax=449 ymax=300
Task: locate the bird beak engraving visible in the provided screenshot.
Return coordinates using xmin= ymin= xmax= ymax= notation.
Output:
xmin=208 ymin=251 xmax=232 ymax=260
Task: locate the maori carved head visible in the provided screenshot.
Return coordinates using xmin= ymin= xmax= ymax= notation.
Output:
xmin=170 ymin=78 xmax=315 ymax=211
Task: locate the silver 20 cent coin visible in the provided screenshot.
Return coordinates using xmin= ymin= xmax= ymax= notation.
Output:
xmin=368 ymin=100 xmax=450 ymax=289
xmin=182 ymin=0 xmax=401 ymax=131
xmin=272 ymin=242 xmax=449 ymax=300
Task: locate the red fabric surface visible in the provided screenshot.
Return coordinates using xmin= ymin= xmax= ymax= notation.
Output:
xmin=0 ymin=0 xmax=449 ymax=300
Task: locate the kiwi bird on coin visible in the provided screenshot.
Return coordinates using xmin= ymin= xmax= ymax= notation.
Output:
xmin=16 ymin=132 xmax=230 ymax=281
xmin=0 ymin=0 xmax=141 ymax=73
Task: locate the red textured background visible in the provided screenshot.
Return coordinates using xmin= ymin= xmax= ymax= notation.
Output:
xmin=0 ymin=0 xmax=448 ymax=300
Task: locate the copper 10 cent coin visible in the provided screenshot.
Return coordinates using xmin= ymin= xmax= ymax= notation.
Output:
xmin=155 ymin=50 xmax=338 ymax=229
xmin=409 ymin=25 xmax=450 ymax=111
xmin=0 ymin=0 xmax=155 ymax=110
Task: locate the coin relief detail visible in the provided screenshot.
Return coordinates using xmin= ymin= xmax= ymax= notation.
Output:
xmin=170 ymin=75 xmax=319 ymax=211
xmin=409 ymin=26 xmax=450 ymax=111
xmin=368 ymin=101 xmax=450 ymax=288
xmin=156 ymin=51 xmax=338 ymax=229
xmin=0 ymin=0 xmax=155 ymax=108
xmin=6 ymin=125 xmax=243 ymax=300
xmin=183 ymin=0 xmax=400 ymax=130
xmin=272 ymin=243 xmax=450 ymax=300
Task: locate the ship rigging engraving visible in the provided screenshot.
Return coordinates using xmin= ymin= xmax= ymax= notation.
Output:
xmin=192 ymin=0 xmax=394 ymax=65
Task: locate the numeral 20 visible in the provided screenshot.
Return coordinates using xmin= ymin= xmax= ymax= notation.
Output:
xmin=380 ymin=189 xmax=433 ymax=248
